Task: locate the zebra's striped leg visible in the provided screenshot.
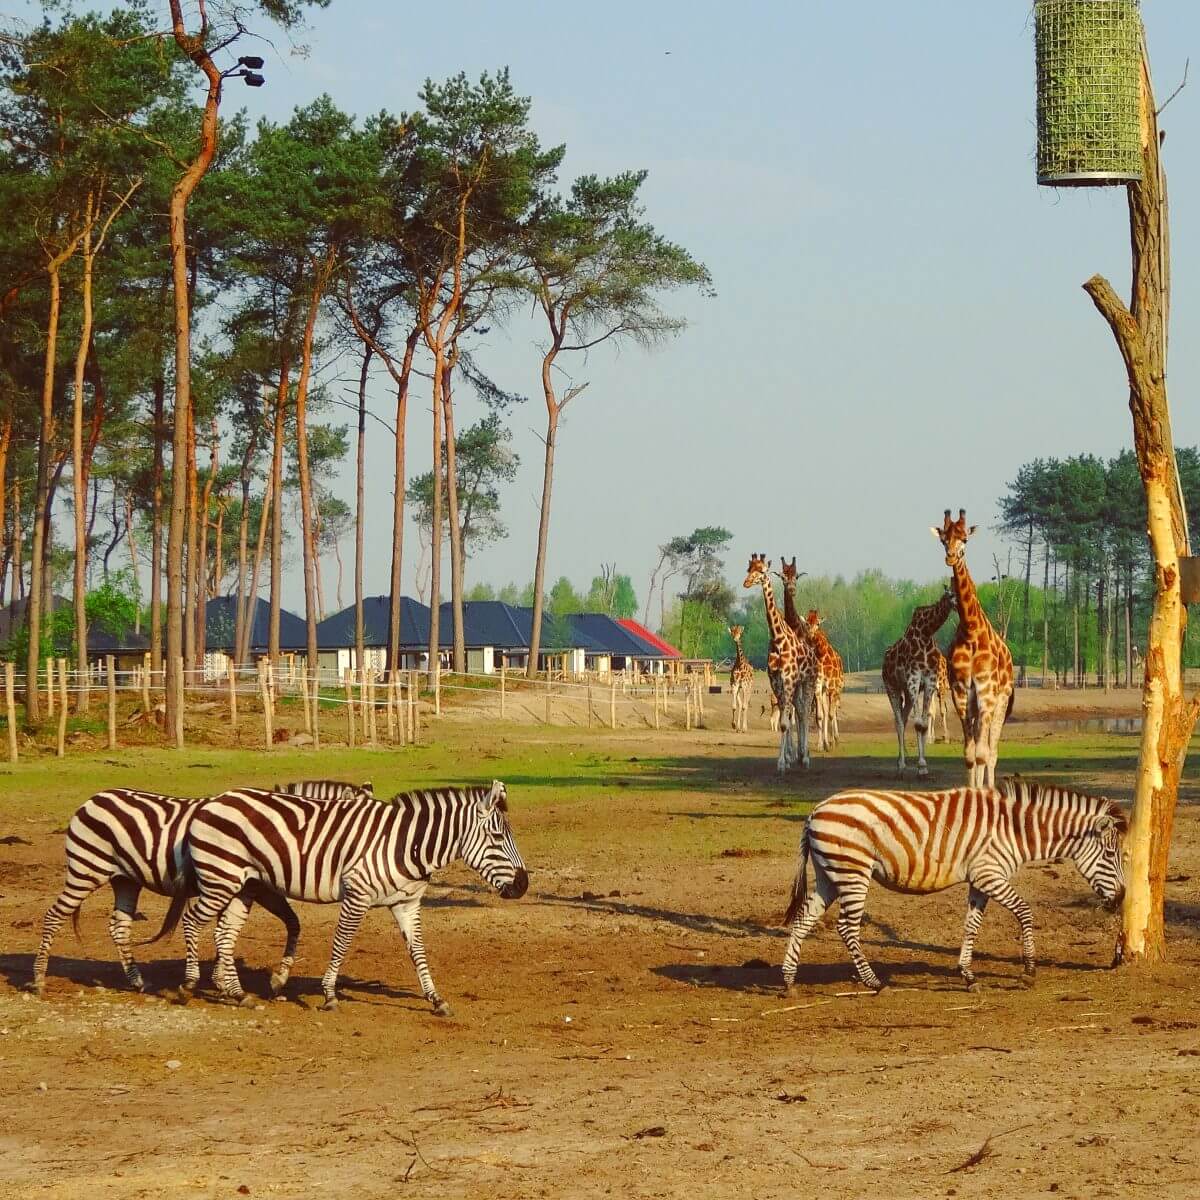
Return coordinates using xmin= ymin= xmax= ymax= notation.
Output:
xmin=781 ymin=874 xmax=836 ymax=992
xmin=175 ymin=899 xmax=203 ymax=1002
xmin=391 ymin=899 xmax=449 ymax=1017
xmin=957 ymin=886 xmax=990 ymax=991
xmin=213 ymin=897 xmax=253 ymax=1006
xmin=972 ymin=871 xmax=1037 ymax=984
xmin=108 ymin=878 xmax=145 ymax=992
xmin=834 ymin=883 xmax=883 ymax=992
xmin=250 ymin=888 xmax=301 ymax=997
xmin=32 ymin=866 xmax=107 ymax=996
xmin=319 ymin=890 xmax=372 ymax=1012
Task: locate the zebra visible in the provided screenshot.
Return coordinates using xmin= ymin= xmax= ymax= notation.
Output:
xmin=781 ymin=777 xmax=1127 ymax=993
xmin=153 ymin=780 xmax=527 ymax=1017
xmin=275 ymin=778 xmax=374 ymax=801
xmin=32 ymin=780 xmax=374 ymax=999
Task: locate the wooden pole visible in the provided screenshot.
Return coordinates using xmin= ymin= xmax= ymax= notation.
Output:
xmin=310 ymin=665 xmax=321 ymax=750
xmin=45 ymin=656 xmax=54 ymax=718
xmin=227 ymin=662 xmax=237 ymax=724
xmin=344 ymin=668 xmax=355 ymax=746
xmin=141 ymin=652 xmax=151 ymax=713
xmin=654 ymin=678 xmax=661 ymax=731
xmin=103 ymin=655 xmax=115 ymax=750
xmin=410 ymin=669 xmax=419 ymax=743
xmin=500 ymin=663 xmax=506 ymax=718
xmin=686 ymin=686 xmax=692 ymax=731
xmin=587 ymin=683 xmax=593 ymax=728
xmin=367 ymin=669 xmax=377 ymax=746
xmin=544 ymin=682 xmax=551 ymax=725
xmin=299 ymin=662 xmax=312 ymax=733
xmin=434 ymin=663 xmax=441 ymax=716
xmin=609 ymin=680 xmax=617 ymax=730
xmin=4 ymin=662 xmax=17 ymax=762
xmin=259 ymin=660 xmax=273 ymax=749
xmin=386 ymin=671 xmax=396 ymax=741
xmin=56 ymin=659 xmax=68 ymax=757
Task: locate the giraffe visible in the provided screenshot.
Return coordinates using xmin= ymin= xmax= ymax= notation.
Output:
xmin=728 ymin=625 xmax=754 ymax=733
xmin=779 ymin=557 xmax=831 ymax=752
xmin=805 ymin=609 xmax=845 ymax=745
xmin=930 ymin=648 xmax=951 ymax=743
xmin=933 ymin=508 xmax=1015 ymax=787
xmin=742 ymin=554 xmax=818 ymax=771
xmin=881 ymin=585 xmax=954 ymax=775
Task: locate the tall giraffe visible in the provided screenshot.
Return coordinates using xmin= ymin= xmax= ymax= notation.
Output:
xmin=806 ymin=610 xmax=844 ymax=745
xmin=932 ymin=509 xmax=1015 ymax=787
xmin=728 ymin=625 xmax=754 ymax=733
xmin=779 ymin=557 xmax=831 ymax=752
xmin=881 ymin=586 xmax=954 ymax=775
xmin=742 ymin=554 xmax=818 ymax=771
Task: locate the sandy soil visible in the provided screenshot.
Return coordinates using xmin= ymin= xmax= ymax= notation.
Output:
xmin=1 ymin=698 xmax=1198 ymax=1199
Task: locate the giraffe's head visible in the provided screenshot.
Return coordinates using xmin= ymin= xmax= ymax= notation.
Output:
xmin=743 ymin=553 xmax=769 ymax=589
xmin=931 ymin=508 xmax=976 ymax=568
xmin=779 ymin=556 xmax=805 ymax=597
xmin=729 ymin=624 xmax=744 ymax=643
xmin=805 ymin=609 xmax=822 ymax=632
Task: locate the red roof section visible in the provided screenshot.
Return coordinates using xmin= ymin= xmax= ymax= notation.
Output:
xmin=617 ymin=618 xmax=682 ymax=658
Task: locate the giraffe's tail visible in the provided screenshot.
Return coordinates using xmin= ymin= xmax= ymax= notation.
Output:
xmin=1006 ymin=687 xmax=1015 ymax=721
xmin=784 ymin=825 xmax=811 ymax=926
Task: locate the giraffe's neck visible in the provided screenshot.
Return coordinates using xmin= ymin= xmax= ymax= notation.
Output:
xmin=732 ymin=641 xmax=748 ymax=671
xmin=782 ymin=584 xmax=802 ymax=633
xmin=761 ymin=577 xmax=790 ymax=646
xmin=950 ymin=558 xmax=986 ymax=636
xmin=911 ymin=591 xmax=954 ymax=639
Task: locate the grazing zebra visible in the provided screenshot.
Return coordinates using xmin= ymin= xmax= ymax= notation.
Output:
xmin=154 ymin=780 xmax=527 ymax=1017
xmin=275 ymin=778 xmax=373 ymax=801
xmin=32 ymin=780 xmax=374 ymax=998
xmin=781 ymin=778 xmax=1127 ymax=993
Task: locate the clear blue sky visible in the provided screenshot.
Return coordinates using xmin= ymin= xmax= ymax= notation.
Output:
xmin=38 ymin=2 xmax=1200 ymax=609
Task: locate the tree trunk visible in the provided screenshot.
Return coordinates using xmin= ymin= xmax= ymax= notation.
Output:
xmin=71 ymin=199 xmax=97 ymax=712
xmin=1041 ymin=539 xmax=1050 ymax=687
xmin=442 ymin=352 xmax=465 ymax=672
xmin=26 ymin=258 xmax=69 ymax=723
xmin=150 ymin=371 xmax=164 ymax=675
xmin=427 ymin=359 xmax=444 ymax=674
xmin=354 ymin=341 xmax=371 ymax=675
xmin=1083 ymin=47 xmax=1198 ymax=962
xmin=387 ymin=329 xmax=419 ymax=676
xmin=269 ymin=359 xmax=288 ymax=665
xmin=184 ymin=399 xmax=198 ymax=672
xmin=1126 ymin=564 xmax=1134 ymax=687
xmin=0 ymin=413 xmax=10 ymax=609
xmin=125 ymin=492 xmax=140 ymax=634
xmin=165 ymin=0 xmax=224 ymax=740
xmin=1019 ymin=517 xmax=1033 ymax=684
xmin=240 ymin=459 xmax=273 ymax=668
xmin=527 ymin=350 xmax=561 ymax=678
xmin=194 ymin=418 xmax=217 ymax=669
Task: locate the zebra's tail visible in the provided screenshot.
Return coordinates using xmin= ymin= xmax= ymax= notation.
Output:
xmin=783 ymin=825 xmax=811 ymax=926
xmin=141 ymin=859 xmax=197 ymax=947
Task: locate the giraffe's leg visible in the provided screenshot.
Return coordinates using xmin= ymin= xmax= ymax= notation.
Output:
xmin=391 ymin=898 xmax=448 ymax=1016
xmin=774 ymin=680 xmax=793 ymax=773
xmin=960 ymin=681 xmax=979 ymax=787
xmin=794 ymin=686 xmax=811 ymax=770
xmin=834 ymin=878 xmax=883 ymax=992
xmin=913 ymin=678 xmax=934 ymax=778
xmin=830 ymin=686 xmax=841 ymax=745
xmin=108 ymin=878 xmax=145 ymax=992
xmin=985 ymin=691 xmax=1011 ymax=789
xmin=781 ymin=869 xmax=838 ymax=992
xmin=887 ymin=687 xmax=907 ymax=774
xmin=957 ymin=885 xmax=989 ymax=990
xmin=319 ymin=886 xmax=373 ymax=1012
xmin=970 ymin=868 xmax=1036 ymax=983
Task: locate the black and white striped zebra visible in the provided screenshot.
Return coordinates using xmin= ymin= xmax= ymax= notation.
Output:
xmin=155 ymin=780 xmax=527 ymax=1016
xmin=782 ymin=777 xmax=1127 ymax=993
xmin=32 ymin=780 xmax=373 ymax=998
xmin=275 ymin=778 xmax=374 ymax=801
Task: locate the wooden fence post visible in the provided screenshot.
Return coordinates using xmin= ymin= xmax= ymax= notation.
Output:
xmin=343 ymin=668 xmax=356 ymax=746
xmin=409 ymin=670 xmax=419 ymax=743
xmin=259 ymin=661 xmax=273 ymax=749
xmin=56 ymin=659 xmax=68 ymax=757
xmin=45 ymin=656 xmax=54 ymax=718
xmin=500 ymin=664 xmax=507 ymax=718
xmin=228 ymin=664 xmax=237 ymax=725
xmin=310 ymin=665 xmax=321 ymax=749
xmin=106 ymin=655 xmax=117 ymax=750
xmin=367 ymin=669 xmax=378 ymax=745
xmin=386 ymin=671 xmax=396 ymax=741
xmin=609 ymin=680 xmax=617 ymax=730
xmin=686 ymin=685 xmax=693 ymax=731
xmin=654 ymin=678 xmax=661 ymax=731
xmin=141 ymin=653 xmax=151 ymax=713
xmin=587 ymin=683 xmax=593 ymax=728
xmin=434 ymin=664 xmax=441 ymax=716
xmin=4 ymin=662 xmax=16 ymax=763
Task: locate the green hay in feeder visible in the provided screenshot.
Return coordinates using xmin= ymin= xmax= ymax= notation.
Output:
xmin=1035 ymin=0 xmax=1142 ymax=186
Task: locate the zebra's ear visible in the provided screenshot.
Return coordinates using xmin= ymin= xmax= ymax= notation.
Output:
xmin=484 ymin=779 xmax=508 ymax=814
xmin=361 ymin=780 xmax=374 ymax=795
xmin=337 ymin=786 xmax=358 ymax=802
xmin=1094 ymin=810 xmax=1124 ymax=835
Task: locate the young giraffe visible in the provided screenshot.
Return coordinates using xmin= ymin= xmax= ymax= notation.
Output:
xmin=930 ymin=648 xmax=951 ymax=743
xmin=742 ymin=554 xmax=818 ymax=771
xmin=881 ymin=586 xmax=954 ymax=775
xmin=933 ymin=509 xmax=1015 ymax=787
xmin=778 ymin=557 xmax=831 ymax=752
xmin=806 ymin=610 xmax=845 ymax=745
xmin=728 ymin=625 xmax=754 ymax=733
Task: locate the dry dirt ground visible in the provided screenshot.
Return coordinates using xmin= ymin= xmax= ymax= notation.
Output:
xmin=1 ymin=685 xmax=1198 ymax=1200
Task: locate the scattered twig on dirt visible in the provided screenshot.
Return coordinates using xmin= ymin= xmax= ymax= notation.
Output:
xmin=709 ymin=1017 xmax=741 ymax=1023
xmin=789 ymin=1148 xmax=846 ymax=1170
xmin=1041 ymin=1024 xmax=1099 ymax=1034
xmin=834 ymin=987 xmax=921 ymax=998
xmin=632 ymin=1126 xmax=667 ymax=1140
xmin=968 ymin=1046 xmax=1013 ymax=1054
xmin=945 ymin=1123 xmax=1034 ymax=1174
xmin=760 ymin=1000 xmax=833 ymax=1016
xmin=382 ymin=1129 xmax=447 ymax=1178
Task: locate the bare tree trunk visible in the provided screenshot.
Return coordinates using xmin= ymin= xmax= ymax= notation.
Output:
xmin=1126 ymin=564 xmax=1134 ymax=687
xmin=184 ymin=400 xmax=198 ymax=672
xmin=240 ymin=461 xmax=273 ymax=668
xmin=354 ymin=341 xmax=370 ymax=674
xmin=1041 ymin=539 xmax=1050 ymax=687
xmin=165 ymin=0 xmax=224 ymax=739
xmin=150 ymin=372 xmax=164 ymax=674
xmin=442 ymin=351 xmax=465 ymax=672
xmin=194 ymin=418 xmax=217 ymax=668
xmin=0 ymin=414 xmax=10 ymax=609
xmin=387 ymin=329 xmax=418 ymax=675
xmin=427 ymin=361 xmax=444 ymax=674
xmin=269 ymin=360 xmax=288 ymax=665
xmin=527 ymin=398 xmax=558 ymax=678
xmin=1083 ymin=49 xmax=1198 ymax=963
xmin=125 ymin=491 xmax=140 ymax=634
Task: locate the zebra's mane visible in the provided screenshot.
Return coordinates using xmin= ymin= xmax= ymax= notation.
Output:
xmin=384 ymin=785 xmax=503 ymax=811
xmin=999 ymin=775 xmax=1128 ymax=833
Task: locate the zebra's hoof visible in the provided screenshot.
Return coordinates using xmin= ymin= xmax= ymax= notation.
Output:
xmin=237 ymin=994 xmax=256 ymax=1009
xmin=1019 ymin=971 xmax=1036 ymax=989
xmin=268 ymin=972 xmax=286 ymax=997
xmin=964 ymin=979 xmax=981 ymax=993
xmin=128 ymin=975 xmax=145 ymax=994
xmin=319 ymin=996 xmax=339 ymax=1013
xmin=432 ymin=999 xmax=452 ymax=1018
xmin=26 ymin=981 xmax=44 ymax=999
xmin=172 ymin=985 xmax=194 ymax=1006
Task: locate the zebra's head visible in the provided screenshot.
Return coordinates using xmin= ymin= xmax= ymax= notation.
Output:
xmin=462 ymin=780 xmax=528 ymax=900
xmin=1071 ymin=802 xmax=1128 ymax=909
